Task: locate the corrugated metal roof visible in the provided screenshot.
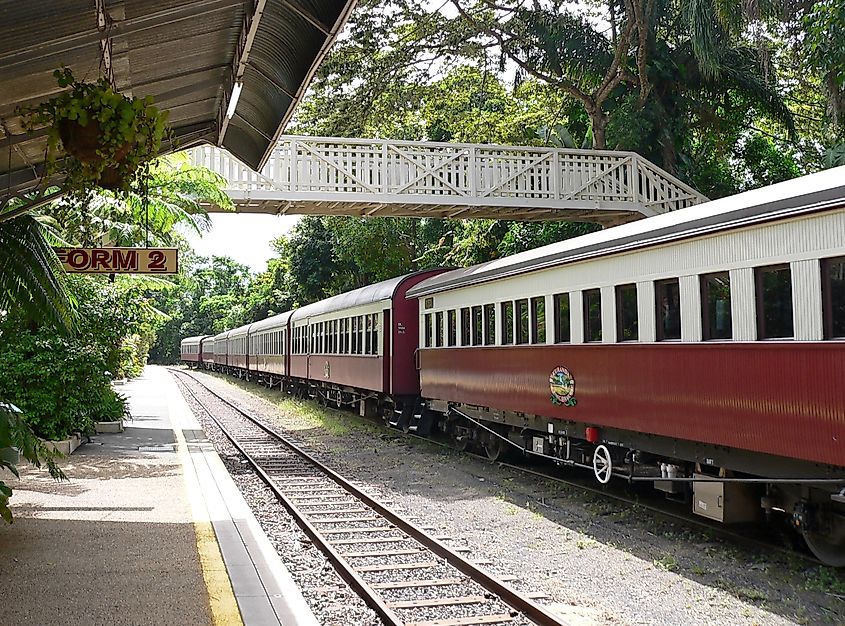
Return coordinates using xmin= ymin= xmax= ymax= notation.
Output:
xmin=0 ymin=0 xmax=356 ymax=204
xmin=407 ymin=166 xmax=845 ymax=297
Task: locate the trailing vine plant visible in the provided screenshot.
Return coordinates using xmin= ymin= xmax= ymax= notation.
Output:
xmin=20 ymin=68 xmax=171 ymax=199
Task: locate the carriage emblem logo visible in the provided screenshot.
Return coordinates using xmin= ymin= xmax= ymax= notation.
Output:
xmin=549 ymin=366 xmax=577 ymax=406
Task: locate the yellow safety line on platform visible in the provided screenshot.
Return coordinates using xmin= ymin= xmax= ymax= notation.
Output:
xmin=173 ymin=425 xmax=244 ymax=626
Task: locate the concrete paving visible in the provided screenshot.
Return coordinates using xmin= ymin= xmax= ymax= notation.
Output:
xmin=0 ymin=365 xmax=315 ymax=626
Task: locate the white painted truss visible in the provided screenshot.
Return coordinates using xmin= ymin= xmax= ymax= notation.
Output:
xmin=190 ymin=136 xmax=707 ymax=225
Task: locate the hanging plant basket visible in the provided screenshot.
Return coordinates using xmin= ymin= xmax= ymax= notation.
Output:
xmin=58 ymin=118 xmax=131 ymax=165
xmin=19 ymin=67 xmax=171 ymax=197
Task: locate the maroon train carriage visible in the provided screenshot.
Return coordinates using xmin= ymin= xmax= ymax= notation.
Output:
xmin=201 ymin=337 xmax=214 ymax=369
xmin=212 ymin=330 xmax=230 ymax=370
xmin=180 ymin=335 xmax=208 ymax=368
xmin=407 ymin=167 xmax=845 ymax=565
xmin=248 ymin=311 xmax=292 ymax=386
xmin=226 ymin=323 xmax=251 ymax=374
xmin=288 ymin=269 xmax=447 ymax=420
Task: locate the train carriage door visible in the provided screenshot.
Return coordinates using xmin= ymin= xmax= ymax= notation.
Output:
xmin=382 ymin=309 xmax=391 ymax=393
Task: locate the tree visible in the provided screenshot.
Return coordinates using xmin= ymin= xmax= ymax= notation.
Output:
xmin=45 ymin=155 xmax=226 ymax=247
xmin=148 ymin=254 xmax=254 ymax=363
xmin=0 ymin=209 xmax=77 ymax=333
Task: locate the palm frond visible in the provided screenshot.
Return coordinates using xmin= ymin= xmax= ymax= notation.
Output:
xmin=720 ymin=47 xmax=797 ymax=139
xmin=0 ymin=214 xmax=77 ymax=333
xmin=682 ymin=0 xmax=723 ymax=81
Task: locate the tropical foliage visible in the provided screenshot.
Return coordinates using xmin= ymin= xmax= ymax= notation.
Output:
xmin=19 ymin=68 xmax=170 ymax=196
xmin=0 ymin=404 xmax=65 ymax=524
xmin=0 ymin=156 xmax=228 ymax=521
xmin=0 ymin=275 xmax=157 ymax=440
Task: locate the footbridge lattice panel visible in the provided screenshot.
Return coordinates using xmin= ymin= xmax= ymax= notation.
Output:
xmin=191 ymin=137 xmax=707 ymax=225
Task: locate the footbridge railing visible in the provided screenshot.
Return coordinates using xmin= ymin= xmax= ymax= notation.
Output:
xmin=191 ymin=136 xmax=707 ymax=225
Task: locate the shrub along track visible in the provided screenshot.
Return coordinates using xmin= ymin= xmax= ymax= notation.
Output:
xmin=172 ymin=368 xmax=572 ymax=626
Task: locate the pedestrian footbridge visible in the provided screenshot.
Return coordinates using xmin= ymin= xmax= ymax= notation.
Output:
xmin=191 ymin=136 xmax=707 ymax=225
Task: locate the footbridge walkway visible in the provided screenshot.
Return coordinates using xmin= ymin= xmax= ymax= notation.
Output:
xmin=191 ymin=136 xmax=707 ymax=225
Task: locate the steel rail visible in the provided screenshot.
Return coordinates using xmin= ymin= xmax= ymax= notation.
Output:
xmin=183 ymin=368 xmax=822 ymax=567
xmin=173 ymin=370 xmax=405 ymax=626
xmin=173 ymin=369 xmax=573 ymax=626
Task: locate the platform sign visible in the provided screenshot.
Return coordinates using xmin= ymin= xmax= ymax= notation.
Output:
xmin=54 ymin=247 xmax=178 ymax=274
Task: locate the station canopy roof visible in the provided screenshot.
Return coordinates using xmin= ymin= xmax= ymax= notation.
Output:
xmin=0 ymin=0 xmax=357 ymax=206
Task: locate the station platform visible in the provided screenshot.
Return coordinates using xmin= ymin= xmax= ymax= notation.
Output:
xmin=0 ymin=365 xmax=316 ymax=626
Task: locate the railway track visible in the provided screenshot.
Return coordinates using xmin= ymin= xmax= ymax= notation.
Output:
xmin=185 ymin=368 xmax=822 ymax=570
xmin=172 ymin=369 xmax=571 ymax=626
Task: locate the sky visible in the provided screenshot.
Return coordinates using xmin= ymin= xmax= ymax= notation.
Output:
xmin=185 ymin=213 xmax=299 ymax=273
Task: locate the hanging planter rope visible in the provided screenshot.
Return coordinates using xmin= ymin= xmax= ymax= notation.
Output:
xmin=19 ymin=67 xmax=171 ymax=197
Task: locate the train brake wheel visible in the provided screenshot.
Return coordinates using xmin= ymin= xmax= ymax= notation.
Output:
xmin=802 ymin=506 xmax=845 ymax=567
xmin=592 ymin=445 xmax=613 ymax=484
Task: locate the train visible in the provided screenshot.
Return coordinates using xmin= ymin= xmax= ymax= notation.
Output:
xmin=182 ymin=166 xmax=845 ymax=566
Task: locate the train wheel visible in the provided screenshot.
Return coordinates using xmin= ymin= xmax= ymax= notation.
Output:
xmin=592 ymin=445 xmax=613 ymax=484
xmin=802 ymin=505 xmax=845 ymax=567
xmin=452 ymin=427 xmax=472 ymax=452
xmin=483 ymin=435 xmax=507 ymax=462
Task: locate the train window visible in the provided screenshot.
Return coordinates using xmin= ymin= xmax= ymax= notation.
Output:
xmin=501 ymin=302 xmax=514 ymax=344
xmin=352 ymin=317 xmax=358 ymax=354
xmin=516 ymin=299 xmax=529 ymax=344
xmin=371 ymin=314 xmax=379 ymax=354
xmin=334 ymin=319 xmax=339 ymax=353
xmin=583 ymin=289 xmax=602 ymax=342
xmin=823 ymin=257 xmax=845 ymax=339
xmin=472 ymin=306 xmax=483 ymax=345
xmin=655 ymin=279 xmax=681 ymax=341
xmin=447 ymin=310 xmax=457 ymax=346
xmin=424 ymin=313 xmax=433 ymax=348
xmin=435 ymin=311 xmax=444 ymax=347
xmin=357 ymin=316 xmax=364 ymax=354
xmin=531 ymin=297 xmax=546 ymax=344
xmin=756 ymin=265 xmax=793 ymax=339
xmin=346 ymin=317 xmax=352 ymax=353
xmin=365 ymin=316 xmax=372 ymax=354
xmin=460 ymin=308 xmax=471 ymax=346
xmin=701 ymin=272 xmax=732 ymax=340
xmin=553 ymin=293 xmax=570 ymax=343
xmin=615 ymin=284 xmax=638 ymax=341
xmin=484 ymin=304 xmax=495 ymax=345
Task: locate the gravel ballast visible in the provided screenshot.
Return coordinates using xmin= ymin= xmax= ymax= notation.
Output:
xmin=178 ymin=370 xmax=845 ymax=626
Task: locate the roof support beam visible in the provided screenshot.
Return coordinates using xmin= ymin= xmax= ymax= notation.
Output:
xmin=219 ymin=0 xmax=267 ymax=144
